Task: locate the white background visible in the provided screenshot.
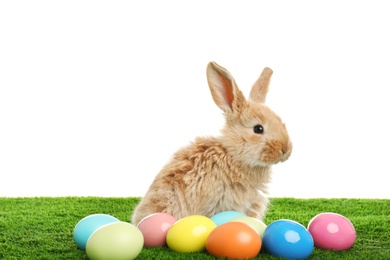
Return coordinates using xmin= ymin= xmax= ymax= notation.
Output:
xmin=1 ymin=1 xmax=389 ymax=199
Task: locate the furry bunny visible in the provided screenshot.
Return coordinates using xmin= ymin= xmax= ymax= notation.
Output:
xmin=131 ymin=61 xmax=292 ymax=225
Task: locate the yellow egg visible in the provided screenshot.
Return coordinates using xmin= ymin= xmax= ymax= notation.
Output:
xmin=166 ymin=215 xmax=216 ymax=252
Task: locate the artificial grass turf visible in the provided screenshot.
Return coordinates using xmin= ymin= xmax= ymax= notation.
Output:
xmin=0 ymin=197 xmax=389 ymax=260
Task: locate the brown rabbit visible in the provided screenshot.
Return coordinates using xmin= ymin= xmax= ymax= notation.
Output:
xmin=131 ymin=61 xmax=292 ymax=225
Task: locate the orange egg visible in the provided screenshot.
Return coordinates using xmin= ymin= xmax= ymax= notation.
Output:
xmin=206 ymin=222 xmax=262 ymax=259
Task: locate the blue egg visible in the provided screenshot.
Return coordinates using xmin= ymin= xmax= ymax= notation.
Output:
xmin=210 ymin=211 xmax=246 ymax=226
xmin=73 ymin=214 xmax=120 ymax=250
xmin=262 ymin=219 xmax=314 ymax=259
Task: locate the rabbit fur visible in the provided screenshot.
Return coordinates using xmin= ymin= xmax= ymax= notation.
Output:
xmin=131 ymin=61 xmax=292 ymax=225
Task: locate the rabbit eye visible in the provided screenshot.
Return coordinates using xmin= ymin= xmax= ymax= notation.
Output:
xmin=253 ymin=124 xmax=264 ymax=134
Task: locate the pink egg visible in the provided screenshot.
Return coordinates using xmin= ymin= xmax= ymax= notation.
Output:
xmin=137 ymin=213 xmax=177 ymax=247
xmin=307 ymin=212 xmax=356 ymax=250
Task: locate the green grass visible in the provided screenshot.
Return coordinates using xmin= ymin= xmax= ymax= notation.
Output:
xmin=0 ymin=197 xmax=389 ymax=259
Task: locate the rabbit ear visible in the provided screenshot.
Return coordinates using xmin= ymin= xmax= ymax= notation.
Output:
xmin=249 ymin=67 xmax=273 ymax=103
xmin=206 ymin=62 xmax=246 ymax=114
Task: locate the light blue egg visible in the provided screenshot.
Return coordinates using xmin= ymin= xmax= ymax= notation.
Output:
xmin=210 ymin=211 xmax=246 ymax=226
xmin=73 ymin=213 xmax=120 ymax=250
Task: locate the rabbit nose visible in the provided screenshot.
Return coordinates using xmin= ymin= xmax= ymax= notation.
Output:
xmin=281 ymin=142 xmax=292 ymax=156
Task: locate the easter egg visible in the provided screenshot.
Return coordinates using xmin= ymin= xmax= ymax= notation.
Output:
xmin=262 ymin=219 xmax=314 ymax=259
xmin=210 ymin=211 xmax=246 ymax=226
xmin=307 ymin=212 xmax=356 ymax=250
xmin=73 ymin=214 xmax=120 ymax=250
xmin=166 ymin=215 xmax=216 ymax=252
xmin=137 ymin=213 xmax=177 ymax=247
xmin=229 ymin=216 xmax=267 ymax=238
xmin=86 ymin=222 xmax=144 ymax=260
xmin=206 ymin=221 xmax=262 ymax=259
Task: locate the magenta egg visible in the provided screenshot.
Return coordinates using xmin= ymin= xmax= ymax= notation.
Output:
xmin=137 ymin=213 xmax=177 ymax=247
xmin=307 ymin=212 xmax=356 ymax=250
